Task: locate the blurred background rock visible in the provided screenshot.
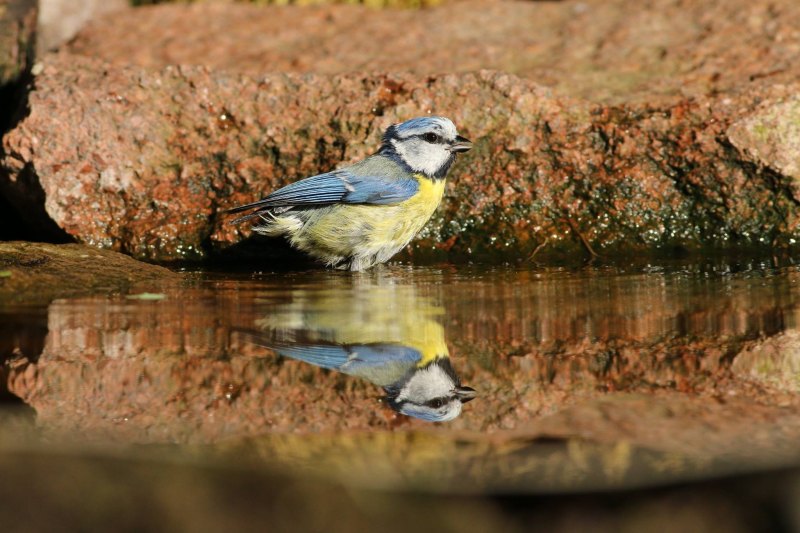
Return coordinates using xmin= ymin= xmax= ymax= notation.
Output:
xmin=131 ymin=0 xmax=446 ymax=7
xmin=37 ymin=0 xmax=444 ymax=55
xmin=37 ymin=0 xmax=127 ymax=51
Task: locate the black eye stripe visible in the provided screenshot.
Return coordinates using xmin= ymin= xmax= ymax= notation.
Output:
xmin=425 ymin=397 xmax=450 ymax=408
xmin=420 ymin=132 xmax=443 ymax=144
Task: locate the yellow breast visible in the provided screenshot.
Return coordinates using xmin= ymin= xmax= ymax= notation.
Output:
xmin=406 ymin=174 xmax=447 ymax=215
xmin=370 ymin=174 xmax=445 ymax=248
xmin=410 ymin=319 xmax=450 ymax=368
xmin=335 ymin=175 xmax=445 ymax=248
xmin=288 ymin=174 xmax=446 ymax=268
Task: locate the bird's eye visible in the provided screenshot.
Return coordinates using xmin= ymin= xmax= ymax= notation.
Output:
xmin=427 ymin=398 xmax=446 ymax=408
xmin=423 ymin=132 xmax=440 ymax=144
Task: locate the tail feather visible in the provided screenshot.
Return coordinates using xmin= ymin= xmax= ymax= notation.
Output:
xmin=226 ymin=198 xmax=275 ymax=215
xmin=229 ymin=210 xmax=267 ymax=225
xmin=228 ymin=205 xmax=294 ymax=225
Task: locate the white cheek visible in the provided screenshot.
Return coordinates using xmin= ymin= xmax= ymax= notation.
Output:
xmin=393 ymin=140 xmax=450 ymax=176
xmin=419 ymin=145 xmax=450 ymax=176
xmin=398 ymin=365 xmax=454 ymax=401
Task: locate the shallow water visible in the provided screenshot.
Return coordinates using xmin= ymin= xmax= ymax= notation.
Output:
xmin=2 ymin=257 xmax=800 ymax=492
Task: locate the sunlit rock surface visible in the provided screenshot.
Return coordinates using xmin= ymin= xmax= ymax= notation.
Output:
xmin=3 ymin=0 xmax=800 ymax=260
xmin=68 ymin=0 xmax=800 ymax=103
xmin=728 ymin=95 xmax=800 ymax=203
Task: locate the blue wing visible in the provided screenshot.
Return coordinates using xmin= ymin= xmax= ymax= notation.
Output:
xmin=273 ymin=343 xmax=421 ymax=372
xmin=227 ymin=169 xmax=419 ymax=221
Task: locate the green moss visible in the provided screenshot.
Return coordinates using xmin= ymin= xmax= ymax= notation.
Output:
xmin=751 ymin=123 xmax=770 ymax=142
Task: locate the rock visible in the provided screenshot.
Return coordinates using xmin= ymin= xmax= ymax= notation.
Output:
xmin=4 ymin=0 xmax=800 ymax=261
xmin=3 ymin=51 xmax=800 ymax=262
xmin=0 ymin=0 xmax=35 ymax=90
xmin=68 ymin=0 xmax=800 ymax=103
xmin=0 ymin=1 xmax=38 ymax=241
xmin=727 ymin=95 xmax=800 ymax=203
xmin=0 ymin=241 xmax=179 ymax=303
xmin=37 ymin=0 xmax=127 ymax=52
xmin=732 ymin=331 xmax=800 ymax=393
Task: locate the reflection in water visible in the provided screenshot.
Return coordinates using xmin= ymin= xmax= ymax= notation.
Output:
xmin=2 ymin=261 xmax=800 ymax=498
xmin=2 ymin=261 xmax=800 ymax=443
xmin=251 ymin=280 xmax=476 ymax=421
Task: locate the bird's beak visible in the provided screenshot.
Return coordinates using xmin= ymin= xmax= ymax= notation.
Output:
xmin=449 ymin=135 xmax=472 ymax=153
xmin=455 ymin=385 xmax=477 ymax=403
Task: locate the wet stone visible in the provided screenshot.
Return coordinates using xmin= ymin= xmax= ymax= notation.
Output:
xmin=0 ymin=241 xmax=179 ymax=303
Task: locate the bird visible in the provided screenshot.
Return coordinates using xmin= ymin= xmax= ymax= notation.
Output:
xmin=272 ymin=343 xmax=477 ymax=422
xmin=228 ymin=116 xmax=472 ymax=271
xmin=249 ymin=277 xmax=477 ymax=422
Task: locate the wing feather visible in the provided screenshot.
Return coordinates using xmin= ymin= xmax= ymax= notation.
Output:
xmin=273 ymin=343 xmax=421 ymax=371
xmin=227 ymin=168 xmax=419 ymax=223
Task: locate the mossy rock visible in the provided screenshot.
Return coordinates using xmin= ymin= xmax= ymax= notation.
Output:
xmin=0 ymin=242 xmax=179 ymax=303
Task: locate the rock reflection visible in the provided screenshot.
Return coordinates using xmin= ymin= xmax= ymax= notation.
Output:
xmin=3 ymin=263 xmax=800 ymax=443
xmin=250 ymin=280 xmax=476 ymax=421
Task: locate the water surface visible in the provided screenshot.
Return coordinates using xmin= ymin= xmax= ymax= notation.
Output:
xmin=2 ymin=258 xmax=800 ymax=490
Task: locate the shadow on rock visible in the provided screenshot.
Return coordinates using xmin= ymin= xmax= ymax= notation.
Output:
xmin=206 ymin=233 xmax=322 ymax=271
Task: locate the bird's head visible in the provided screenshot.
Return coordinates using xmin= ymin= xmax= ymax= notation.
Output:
xmin=380 ymin=116 xmax=472 ymax=179
xmin=385 ymin=357 xmax=477 ymax=422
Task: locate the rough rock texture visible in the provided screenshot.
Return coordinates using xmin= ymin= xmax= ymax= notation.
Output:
xmin=728 ymin=95 xmax=800 ymax=203
xmin=4 ymin=53 xmax=800 ymax=261
xmin=0 ymin=241 xmax=179 ymax=303
xmin=4 ymin=0 xmax=800 ymax=261
xmin=732 ymin=331 xmax=800 ymax=393
xmin=0 ymin=1 xmax=40 ymax=241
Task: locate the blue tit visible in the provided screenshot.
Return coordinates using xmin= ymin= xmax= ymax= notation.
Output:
xmin=228 ymin=116 xmax=472 ymax=271
xmin=273 ymin=343 xmax=476 ymax=422
xmin=252 ymin=280 xmax=476 ymax=422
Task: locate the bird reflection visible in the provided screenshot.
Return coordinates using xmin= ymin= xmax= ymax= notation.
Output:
xmin=252 ymin=275 xmax=476 ymax=422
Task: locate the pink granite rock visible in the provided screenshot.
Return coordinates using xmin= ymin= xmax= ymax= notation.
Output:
xmin=3 ymin=0 xmax=800 ymax=261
